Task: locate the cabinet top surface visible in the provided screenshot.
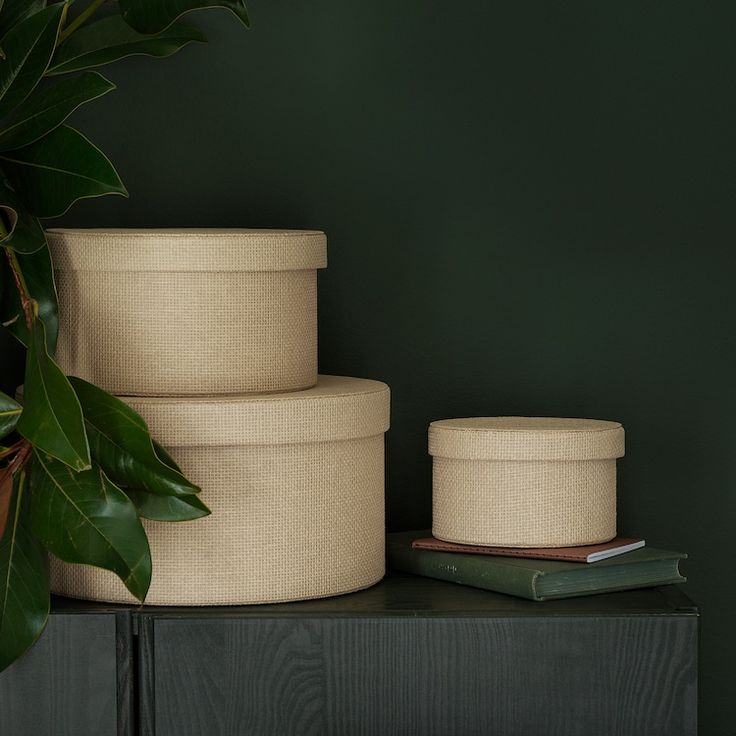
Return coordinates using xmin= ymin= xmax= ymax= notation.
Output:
xmin=51 ymin=573 xmax=697 ymax=619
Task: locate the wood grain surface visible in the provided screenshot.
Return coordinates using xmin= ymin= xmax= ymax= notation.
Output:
xmin=0 ymin=578 xmax=698 ymax=735
xmin=0 ymin=613 xmax=120 ymax=736
xmin=144 ymin=613 xmax=697 ymax=736
xmin=134 ymin=573 xmax=697 ymax=617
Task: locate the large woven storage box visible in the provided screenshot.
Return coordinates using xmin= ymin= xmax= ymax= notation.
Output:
xmin=47 ymin=228 xmax=327 ymax=396
xmin=429 ymin=417 xmax=625 ymax=548
xmin=50 ymin=376 xmax=390 ymax=605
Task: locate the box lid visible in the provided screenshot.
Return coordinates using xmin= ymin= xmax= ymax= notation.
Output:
xmin=46 ymin=228 xmax=327 ymax=273
xmin=122 ymin=375 xmax=389 ymax=448
xmin=428 ymin=417 xmax=624 ymax=461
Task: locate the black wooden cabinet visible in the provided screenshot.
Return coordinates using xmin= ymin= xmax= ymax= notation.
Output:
xmin=138 ymin=576 xmax=698 ymax=736
xmin=0 ymin=602 xmax=132 ymax=736
xmin=0 ymin=575 xmax=698 ymax=736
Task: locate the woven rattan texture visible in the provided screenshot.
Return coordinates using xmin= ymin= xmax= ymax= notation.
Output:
xmin=121 ymin=376 xmax=391 ymax=447
xmin=432 ymin=458 xmax=617 ymax=548
xmin=54 ymin=269 xmax=318 ymax=396
xmin=429 ymin=417 xmax=625 ymax=461
xmin=50 ymin=436 xmax=386 ymax=605
xmin=46 ymin=229 xmax=328 ymax=272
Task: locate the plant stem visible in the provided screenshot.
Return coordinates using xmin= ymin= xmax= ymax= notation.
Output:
xmin=0 ymin=211 xmax=34 ymax=329
xmin=9 ymin=442 xmax=30 ymax=473
xmin=58 ymin=0 xmax=108 ymax=44
xmin=0 ymin=441 xmax=25 ymax=462
xmin=0 ymin=440 xmax=31 ymax=481
xmin=0 ymin=443 xmax=31 ymax=538
xmin=3 ymin=245 xmax=34 ymax=331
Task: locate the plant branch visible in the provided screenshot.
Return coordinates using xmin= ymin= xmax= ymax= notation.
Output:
xmin=4 ymin=249 xmax=34 ymax=331
xmin=8 ymin=441 xmax=30 ymax=474
xmin=0 ymin=207 xmax=35 ymax=329
xmin=0 ymin=441 xmax=31 ymax=538
xmin=0 ymin=440 xmax=32 ymax=482
xmin=58 ymin=0 xmax=109 ymax=44
xmin=0 ymin=441 xmax=25 ymax=462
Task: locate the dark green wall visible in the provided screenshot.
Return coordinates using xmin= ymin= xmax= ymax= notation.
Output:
xmin=1 ymin=2 xmax=733 ymax=732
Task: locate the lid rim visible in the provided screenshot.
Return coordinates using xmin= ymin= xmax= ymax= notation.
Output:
xmin=428 ymin=416 xmax=625 ymax=461
xmin=46 ymin=229 xmax=328 ymax=273
xmin=121 ymin=376 xmax=390 ymax=448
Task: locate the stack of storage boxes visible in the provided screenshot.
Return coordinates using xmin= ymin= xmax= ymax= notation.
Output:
xmin=46 ymin=229 xmax=390 ymax=605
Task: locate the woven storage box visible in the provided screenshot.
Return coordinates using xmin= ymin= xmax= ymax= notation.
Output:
xmin=47 ymin=228 xmax=327 ymax=396
xmin=50 ymin=376 xmax=390 ymax=605
xmin=429 ymin=417 xmax=625 ymax=548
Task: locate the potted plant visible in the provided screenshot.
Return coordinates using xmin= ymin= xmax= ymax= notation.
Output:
xmin=0 ymin=0 xmax=249 ymax=671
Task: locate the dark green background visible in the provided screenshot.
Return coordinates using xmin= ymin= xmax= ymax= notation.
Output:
xmin=1 ymin=3 xmax=733 ymax=732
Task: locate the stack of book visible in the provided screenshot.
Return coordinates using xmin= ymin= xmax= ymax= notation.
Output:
xmin=387 ymin=531 xmax=687 ymax=601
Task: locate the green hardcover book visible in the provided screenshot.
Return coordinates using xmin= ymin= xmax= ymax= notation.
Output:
xmin=387 ymin=530 xmax=687 ymax=601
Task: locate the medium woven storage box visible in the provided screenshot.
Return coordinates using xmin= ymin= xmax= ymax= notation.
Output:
xmin=429 ymin=417 xmax=625 ymax=548
xmin=50 ymin=376 xmax=390 ymax=605
xmin=47 ymin=228 xmax=327 ymax=396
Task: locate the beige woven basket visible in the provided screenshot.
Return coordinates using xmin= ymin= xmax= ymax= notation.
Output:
xmin=50 ymin=376 xmax=390 ymax=605
xmin=429 ymin=417 xmax=625 ymax=548
xmin=47 ymin=228 xmax=327 ymax=396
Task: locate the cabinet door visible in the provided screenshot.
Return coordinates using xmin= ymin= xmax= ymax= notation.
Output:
xmin=140 ymin=614 xmax=697 ymax=736
xmin=0 ymin=610 xmax=130 ymax=736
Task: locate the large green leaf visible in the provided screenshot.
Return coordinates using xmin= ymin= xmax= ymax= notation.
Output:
xmin=0 ymin=72 xmax=116 ymax=151
xmin=0 ymin=1 xmax=46 ymax=31
xmin=0 ymin=391 xmax=21 ymax=439
xmin=153 ymin=439 xmax=182 ymax=472
xmin=0 ymin=472 xmax=49 ymax=673
xmin=48 ymin=14 xmax=206 ymax=75
xmin=17 ymin=320 xmax=90 ymax=471
xmin=69 ymin=377 xmax=201 ymax=497
xmin=30 ymin=452 xmax=151 ymax=601
xmin=119 ymin=0 xmax=249 ymax=34
xmin=0 ymin=5 xmax=64 ymax=119
xmin=0 ymin=242 xmax=58 ymax=353
xmin=127 ymin=489 xmax=210 ymax=522
xmin=0 ymin=180 xmax=46 ymax=253
xmin=0 ymin=124 xmax=127 ymax=218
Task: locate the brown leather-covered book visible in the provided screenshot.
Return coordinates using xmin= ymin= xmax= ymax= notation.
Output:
xmin=412 ymin=536 xmax=645 ymax=563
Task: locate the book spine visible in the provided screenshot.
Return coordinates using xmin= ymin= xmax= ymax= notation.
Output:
xmin=387 ymin=541 xmax=541 ymax=601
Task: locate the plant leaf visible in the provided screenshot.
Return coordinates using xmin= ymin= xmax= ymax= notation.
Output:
xmin=68 ymin=377 xmax=201 ymax=497
xmin=48 ymin=14 xmax=206 ymax=75
xmin=0 ymin=472 xmax=49 ymax=673
xmin=17 ymin=320 xmax=90 ymax=471
xmin=29 ymin=452 xmax=151 ymax=601
xmin=0 ymin=391 xmax=21 ymax=439
xmin=0 ymin=4 xmax=65 ymax=119
xmin=152 ymin=439 xmax=182 ymax=472
xmin=0 ymin=1 xmax=46 ymax=31
xmin=0 ymin=242 xmax=59 ymax=353
xmin=127 ymin=489 xmax=210 ymax=522
xmin=0 ymin=72 xmax=116 ymax=151
xmin=138 ymin=441 xmax=211 ymax=519
xmin=0 ymin=180 xmax=46 ymax=254
xmin=0 ymin=124 xmax=127 ymax=218
xmin=119 ymin=0 xmax=249 ymax=34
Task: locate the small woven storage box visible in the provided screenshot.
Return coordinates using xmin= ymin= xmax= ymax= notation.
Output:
xmin=429 ymin=417 xmax=625 ymax=548
xmin=47 ymin=228 xmax=327 ymax=396
xmin=50 ymin=376 xmax=390 ymax=605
